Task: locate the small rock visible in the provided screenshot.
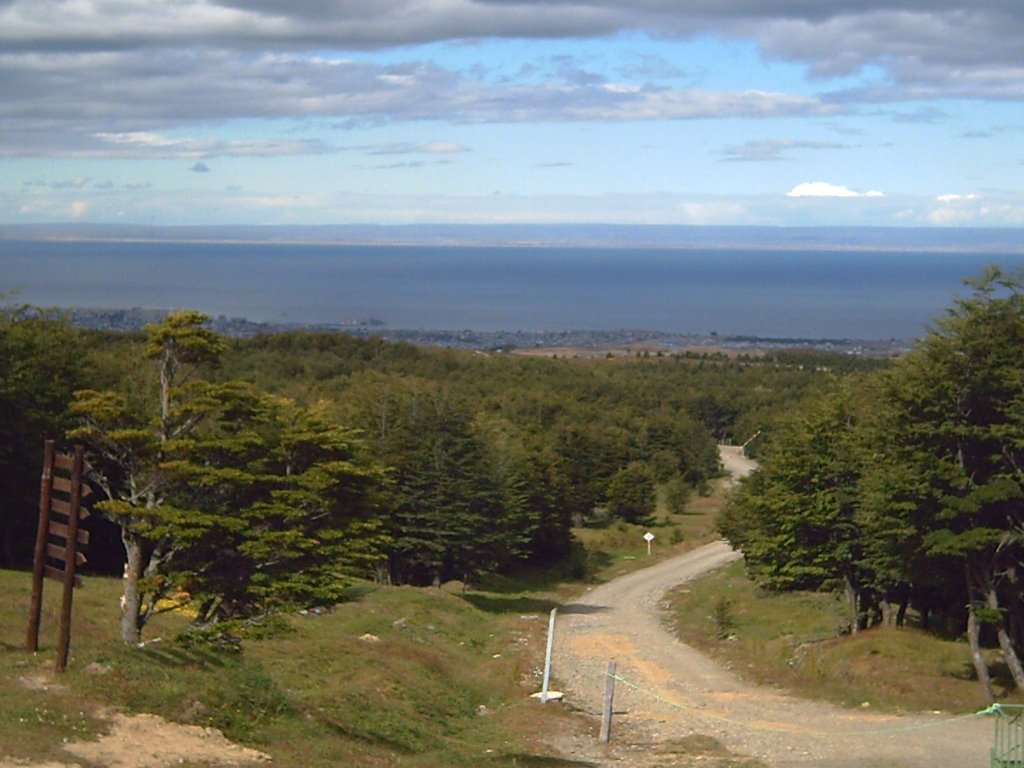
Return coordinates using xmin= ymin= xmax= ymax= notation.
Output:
xmin=359 ymin=633 xmax=380 ymax=643
xmin=530 ymin=691 xmax=563 ymax=701
xmin=392 ymin=617 xmax=408 ymax=629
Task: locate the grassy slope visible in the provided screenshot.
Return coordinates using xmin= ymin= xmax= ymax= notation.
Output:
xmin=0 ymin=571 xmax=588 ymax=767
xmin=7 ymin=472 xmax=1001 ymax=766
xmin=0 ymin=478 xmax=724 ymax=767
xmin=667 ymin=559 xmax=1020 ymax=713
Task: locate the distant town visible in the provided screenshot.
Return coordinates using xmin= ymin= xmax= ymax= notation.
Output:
xmin=64 ymin=306 xmax=910 ymax=357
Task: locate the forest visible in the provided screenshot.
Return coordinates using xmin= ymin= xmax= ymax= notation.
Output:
xmin=719 ymin=266 xmax=1024 ymax=702
xmin=8 ymin=267 xmax=1023 ymax=704
xmin=0 ymin=297 xmax=854 ymax=646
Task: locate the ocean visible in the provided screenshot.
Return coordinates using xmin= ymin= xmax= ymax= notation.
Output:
xmin=1 ymin=239 xmax=1021 ymax=340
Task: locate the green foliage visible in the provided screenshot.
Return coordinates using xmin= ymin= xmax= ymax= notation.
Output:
xmin=718 ymin=266 xmax=1024 ymax=699
xmin=719 ymin=385 xmax=865 ymax=595
xmin=605 ymin=462 xmax=657 ymax=524
xmin=70 ymin=312 xmax=389 ymax=641
xmin=0 ymin=306 xmax=85 ymax=567
xmin=157 ymin=388 xmax=388 ymax=624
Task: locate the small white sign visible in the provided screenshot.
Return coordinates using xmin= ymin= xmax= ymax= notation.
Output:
xmin=643 ymin=531 xmax=655 ymax=556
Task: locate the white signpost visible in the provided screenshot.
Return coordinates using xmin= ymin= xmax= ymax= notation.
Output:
xmin=643 ymin=531 xmax=655 ymax=556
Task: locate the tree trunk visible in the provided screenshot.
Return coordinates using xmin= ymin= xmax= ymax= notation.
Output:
xmin=120 ymin=530 xmax=144 ymax=645
xmin=987 ymin=587 xmax=1024 ymax=692
xmin=843 ymin=573 xmax=859 ymax=635
xmin=966 ymin=564 xmax=995 ymax=702
xmin=896 ymin=592 xmax=909 ymax=628
xmin=967 ymin=604 xmax=995 ymax=703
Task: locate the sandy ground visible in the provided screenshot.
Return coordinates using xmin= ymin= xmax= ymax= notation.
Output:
xmin=2 ymin=701 xmax=269 ymax=768
xmin=546 ymin=446 xmax=994 ymax=768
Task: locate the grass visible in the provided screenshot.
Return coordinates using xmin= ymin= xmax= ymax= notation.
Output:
xmin=17 ymin=469 xmax=993 ymax=764
xmin=0 ymin=476 xmax=735 ymax=768
xmin=570 ymin=477 xmax=728 ymax=585
xmin=667 ymin=559 xmax=1020 ymax=713
xmin=0 ymin=570 xmax=587 ymax=767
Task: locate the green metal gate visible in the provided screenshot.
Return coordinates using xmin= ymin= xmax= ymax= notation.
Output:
xmin=992 ymin=705 xmax=1024 ymax=768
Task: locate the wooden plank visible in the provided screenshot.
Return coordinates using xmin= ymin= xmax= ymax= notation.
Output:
xmin=47 ymin=521 xmax=89 ymax=546
xmin=54 ymin=453 xmax=75 ymax=472
xmin=52 ymin=496 xmax=91 ymax=520
xmin=51 ymin=474 xmax=74 ymax=494
xmin=50 ymin=496 xmax=72 ymax=516
xmin=43 ymin=564 xmax=81 ymax=588
xmin=46 ymin=542 xmax=87 ymax=567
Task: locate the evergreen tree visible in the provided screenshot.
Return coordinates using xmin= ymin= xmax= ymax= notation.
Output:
xmin=71 ymin=311 xmax=385 ymax=642
xmin=865 ymin=267 xmax=1024 ymax=699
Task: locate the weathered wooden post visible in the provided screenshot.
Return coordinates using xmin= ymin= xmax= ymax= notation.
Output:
xmin=55 ymin=445 xmax=87 ymax=672
xmin=600 ymin=659 xmax=617 ymax=743
xmin=26 ymin=440 xmax=55 ymax=653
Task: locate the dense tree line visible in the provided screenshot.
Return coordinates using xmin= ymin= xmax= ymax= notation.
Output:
xmin=720 ymin=267 xmax=1024 ymax=701
xmin=1 ymin=298 xmax=862 ymax=642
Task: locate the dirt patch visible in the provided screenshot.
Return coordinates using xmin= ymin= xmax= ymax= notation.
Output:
xmin=3 ymin=687 xmax=269 ymax=768
xmin=63 ymin=712 xmax=270 ymax=768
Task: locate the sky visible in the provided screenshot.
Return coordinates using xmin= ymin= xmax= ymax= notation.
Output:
xmin=2 ymin=0 xmax=1023 ymax=228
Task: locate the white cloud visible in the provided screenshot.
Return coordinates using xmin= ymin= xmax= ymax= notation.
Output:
xmin=676 ymin=201 xmax=747 ymax=224
xmin=422 ymin=142 xmax=468 ymax=154
xmin=782 ymin=182 xmax=880 ymax=198
xmin=936 ymin=193 xmax=977 ymax=202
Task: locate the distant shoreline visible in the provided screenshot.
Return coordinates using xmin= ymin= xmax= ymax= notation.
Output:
xmin=2 ymin=222 xmax=1022 ymax=255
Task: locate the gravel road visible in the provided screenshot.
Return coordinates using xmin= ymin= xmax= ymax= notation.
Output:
xmin=548 ymin=447 xmax=993 ymax=768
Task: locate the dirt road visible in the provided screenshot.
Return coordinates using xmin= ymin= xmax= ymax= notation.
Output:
xmin=550 ymin=447 xmax=993 ymax=768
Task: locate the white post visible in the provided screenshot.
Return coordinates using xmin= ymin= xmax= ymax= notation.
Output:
xmin=541 ymin=607 xmax=557 ymax=703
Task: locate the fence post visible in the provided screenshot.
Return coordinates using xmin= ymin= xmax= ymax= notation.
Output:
xmin=55 ymin=445 xmax=85 ymax=673
xmin=26 ymin=440 xmax=55 ymax=653
xmin=600 ymin=659 xmax=616 ymax=743
xmin=541 ymin=607 xmax=557 ymax=703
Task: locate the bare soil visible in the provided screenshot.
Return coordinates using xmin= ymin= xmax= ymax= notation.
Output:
xmin=6 ymin=680 xmax=269 ymax=768
xmin=546 ymin=447 xmax=993 ymax=768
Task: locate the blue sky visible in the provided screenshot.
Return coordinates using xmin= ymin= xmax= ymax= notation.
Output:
xmin=2 ymin=1 xmax=1023 ymax=228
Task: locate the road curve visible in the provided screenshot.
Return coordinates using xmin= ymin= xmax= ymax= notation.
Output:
xmin=551 ymin=447 xmax=992 ymax=768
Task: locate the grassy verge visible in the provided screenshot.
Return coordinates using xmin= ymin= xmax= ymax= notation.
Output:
xmin=667 ymin=559 xmax=1017 ymax=713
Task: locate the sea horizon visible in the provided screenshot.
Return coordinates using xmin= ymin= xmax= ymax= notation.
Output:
xmin=2 ymin=227 xmax=1023 ymax=341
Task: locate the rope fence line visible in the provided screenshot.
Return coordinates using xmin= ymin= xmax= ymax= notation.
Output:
xmin=607 ymin=671 xmax=1003 ymax=737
